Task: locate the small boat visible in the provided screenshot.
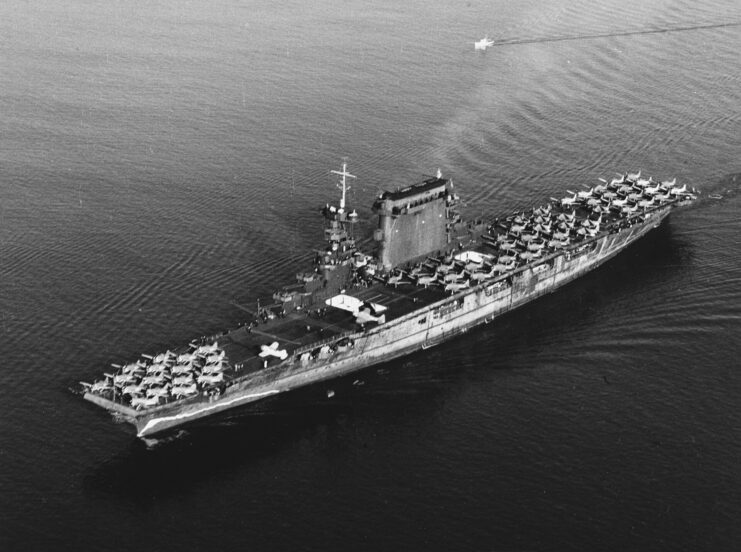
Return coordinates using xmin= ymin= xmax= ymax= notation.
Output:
xmin=474 ymin=37 xmax=494 ymax=51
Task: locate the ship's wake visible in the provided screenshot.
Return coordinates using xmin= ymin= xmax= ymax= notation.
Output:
xmin=703 ymin=172 xmax=741 ymax=202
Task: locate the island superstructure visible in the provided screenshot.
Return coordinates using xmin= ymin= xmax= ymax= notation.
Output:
xmin=81 ymin=163 xmax=697 ymax=437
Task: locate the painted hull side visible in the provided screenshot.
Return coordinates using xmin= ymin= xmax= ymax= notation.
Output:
xmin=131 ymin=209 xmax=669 ymax=437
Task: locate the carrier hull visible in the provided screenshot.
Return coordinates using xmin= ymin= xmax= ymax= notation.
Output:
xmin=88 ymin=206 xmax=670 ymax=438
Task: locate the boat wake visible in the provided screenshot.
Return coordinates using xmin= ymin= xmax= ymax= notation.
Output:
xmin=489 ymin=21 xmax=741 ymax=48
xmin=142 ymin=430 xmax=189 ymax=450
xmin=695 ymin=173 xmax=741 ymax=204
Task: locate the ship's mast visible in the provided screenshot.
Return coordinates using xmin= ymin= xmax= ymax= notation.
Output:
xmin=331 ymin=161 xmax=355 ymax=212
xmin=319 ymin=161 xmax=359 ymax=261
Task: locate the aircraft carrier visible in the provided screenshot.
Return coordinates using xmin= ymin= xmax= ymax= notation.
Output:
xmin=81 ymin=163 xmax=697 ymax=438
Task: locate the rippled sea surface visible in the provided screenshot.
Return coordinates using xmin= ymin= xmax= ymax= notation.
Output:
xmin=2 ymin=1 xmax=740 ymax=550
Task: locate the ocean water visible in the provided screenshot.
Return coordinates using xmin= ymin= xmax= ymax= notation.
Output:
xmin=1 ymin=1 xmax=740 ymax=550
